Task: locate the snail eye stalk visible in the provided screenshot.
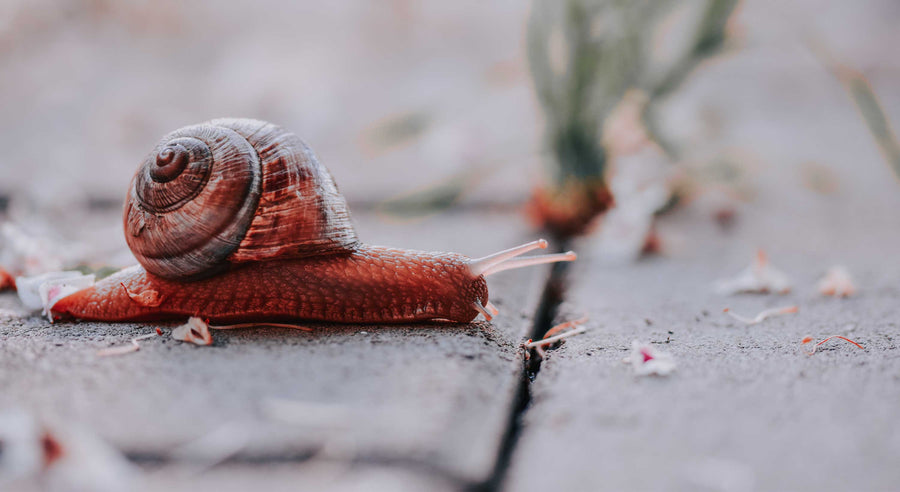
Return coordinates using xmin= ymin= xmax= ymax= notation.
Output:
xmin=467 ymin=239 xmax=576 ymax=278
xmin=485 ymin=301 xmax=499 ymax=316
xmin=472 ymin=302 xmax=493 ymax=321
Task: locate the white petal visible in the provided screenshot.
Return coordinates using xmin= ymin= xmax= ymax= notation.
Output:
xmin=817 ymin=265 xmax=856 ymax=297
xmin=627 ymin=340 xmax=677 ymax=376
xmin=15 ymin=271 xmax=93 ymax=312
xmin=716 ymin=251 xmax=792 ymax=295
xmin=172 ymin=317 xmax=214 ymax=346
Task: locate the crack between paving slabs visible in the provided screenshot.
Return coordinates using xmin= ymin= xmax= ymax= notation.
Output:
xmin=469 ymin=241 xmax=572 ymax=492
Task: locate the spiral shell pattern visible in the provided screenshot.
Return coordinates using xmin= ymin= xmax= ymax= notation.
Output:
xmin=124 ymin=118 xmax=358 ymax=280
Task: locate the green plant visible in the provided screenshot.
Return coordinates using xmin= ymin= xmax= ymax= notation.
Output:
xmin=526 ymin=0 xmax=739 ymax=237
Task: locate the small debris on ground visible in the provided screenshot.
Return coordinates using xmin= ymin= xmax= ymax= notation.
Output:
xmin=802 ymin=335 xmax=865 ymax=355
xmin=817 ymin=265 xmax=856 ymax=297
xmin=97 ymin=331 xmax=163 ymax=357
xmin=542 ymin=316 xmax=589 ymax=340
xmin=723 ymin=305 xmax=798 ymax=325
xmin=524 ymin=316 xmax=588 ymax=359
xmin=172 ymin=317 xmax=213 ymax=346
xmin=716 ymin=249 xmax=792 ymax=295
xmin=624 ymin=341 xmax=677 ymax=376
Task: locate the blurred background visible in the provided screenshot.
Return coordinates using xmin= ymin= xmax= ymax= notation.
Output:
xmin=0 ymin=0 xmax=899 ymax=259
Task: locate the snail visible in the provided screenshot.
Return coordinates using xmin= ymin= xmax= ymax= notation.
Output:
xmin=49 ymin=118 xmax=576 ymax=324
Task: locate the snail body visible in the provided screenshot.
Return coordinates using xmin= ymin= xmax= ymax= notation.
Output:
xmin=51 ymin=119 xmax=575 ymax=324
xmin=53 ymin=246 xmax=483 ymax=323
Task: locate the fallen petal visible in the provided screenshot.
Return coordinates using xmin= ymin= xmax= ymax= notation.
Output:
xmin=724 ymin=306 xmax=798 ymax=325
xmin=541 ymin=315 xmax=589 ymax=340
xmin=625 ymin=340 xmax=676 ymax=376
xmin=41 ymin=276 xmax=96 ymax=321
xmin=172 ymin=317 xmax=213 ymax=346
xmin=525 ymin=326 xmax=587 ymax=349
xmin=817 ymin=265 xmax=856 ymax=297
xmin=716 ymin=249 xmax=792 ymax=295
xmin=97 ymin=333 xmax=160 ymax=357
xmin=15 ymin=271 xmax=95 ymax=320
xmin=802 ymin=335 xmax=865 ymax=355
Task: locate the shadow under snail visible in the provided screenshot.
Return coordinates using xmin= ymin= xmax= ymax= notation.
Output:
xmin=50 ymin=118 xmax=576 ymax=324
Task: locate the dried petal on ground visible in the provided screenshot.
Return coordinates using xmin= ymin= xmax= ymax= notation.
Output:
xmin=16 ymin=272 xmax=84 ymax=310
xmin=15 ymin=271 xmax=95 ymax=320
xmin=172 ymin=317 xmax=213 ymax=346
xmin=624 ymin=340 xmax=677 ymax=376
xmin=41 ymin=276 xmax=96 ymax=322
xmin=542 ymin=315 xmax=589 ymax=340
xmin=97 ymin=332 xmax=161 ymax=357
xmin=817 ymin=265 xmax=856 ymax=297
xmin=525 ymin=324 xmax=587 ymax=350
xmin=716 ymin=249 xmax=792 ymax=295
xmin=723 ymin=305 xmax=798 ymax=325
xmin=802 ymin=335 xmax=865 ymax=355
xmin=522 ymin=319 xmax=588 ymax=361
xmin=524 ymin=327 xmax=586 ymax=349
xmin=0 ymin=409 xmax=134 ymax=492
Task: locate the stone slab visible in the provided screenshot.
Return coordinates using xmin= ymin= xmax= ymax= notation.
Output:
xmin=507 ymin=193 xmax=900 ymax=491
xmin=0 ymin=210 xmax=549 ymax=486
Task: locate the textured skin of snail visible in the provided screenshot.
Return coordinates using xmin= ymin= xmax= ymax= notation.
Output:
xmin=52 ymin=246 xmax=488 ymax=324
xmin=52 ymin=118 xmax=489 ymax=324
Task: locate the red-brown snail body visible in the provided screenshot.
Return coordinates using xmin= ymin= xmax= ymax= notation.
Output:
xmin=51 ymin=118 xmax=576 ymax=324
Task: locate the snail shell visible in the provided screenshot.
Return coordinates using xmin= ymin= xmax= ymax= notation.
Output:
xmin=124 ymin=118 xmax=358 ymax=280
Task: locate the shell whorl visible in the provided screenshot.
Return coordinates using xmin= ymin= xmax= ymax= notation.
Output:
xmin=125 ymin=118 xmax=359 ymax=280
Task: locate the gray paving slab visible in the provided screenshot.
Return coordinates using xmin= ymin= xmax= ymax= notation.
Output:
xmin=0 ymin=210 xmax=549 ymax=487
xmin=506 ymin=192 xmax=900 ymax=492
